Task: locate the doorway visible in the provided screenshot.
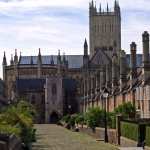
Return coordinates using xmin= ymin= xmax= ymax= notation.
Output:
xmin=49 ymin=112 xmax=59 ymax=124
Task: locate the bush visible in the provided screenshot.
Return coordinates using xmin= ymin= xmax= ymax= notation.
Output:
xmin=75 ymin=114 xmax=84 ymax=126
xmin=121 ymin=121 xmax=138 ymax=141
xmin=61 ymin=114 xmax=77 ymax=129
xmin=114 ymin=102 xmax=136 ymax=118
xmin=145 ymin=126 xmax=150 ymax=146
xmin=108 ymin=112 xmax=116 ymax=129
xmin=0 ymin=100 xmax=36 ymax=147
xmin=69 ymin=114 xmax=77 ymax=128
xmin=61 ymin=115 xmax=71 ymax=123
xmin=85 ymin=107 xmax=106 ymax=130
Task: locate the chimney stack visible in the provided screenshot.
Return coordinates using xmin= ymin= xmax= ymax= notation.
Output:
xmin=142 ymin=31 xmax=149 ymax=67
xmin=120 ymin=50 xmax=127 ymax=89
xmin=142 ymin=31 xmax=150 ymax=81
xmin=130 ymin=42 xmax=137 ymax=79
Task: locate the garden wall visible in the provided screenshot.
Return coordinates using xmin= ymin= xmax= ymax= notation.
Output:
xmin=0 ymin=134 xmax=23 ymax=150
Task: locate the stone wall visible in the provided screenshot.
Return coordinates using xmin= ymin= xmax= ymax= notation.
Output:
xmin=0 ymin=134 xmax=23 ymax=150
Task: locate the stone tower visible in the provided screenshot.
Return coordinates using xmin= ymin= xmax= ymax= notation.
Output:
xmin=89 ymin=0 xmax=121 ymax=58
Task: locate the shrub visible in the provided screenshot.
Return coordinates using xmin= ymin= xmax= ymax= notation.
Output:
xmin=145 ymin=126 xmax=150 ymax=146
xmin=85 ymin=107 xmax=106 ymax=130
xmin=75 ymin=114 xmax=84 ymax=126
xmin=121 ymin=121 xmax=138 ymax=141
xmin=61 ymin=115 xmax=71 ymax=123
xmin=0 ymin=100 xmax=36 ymax=147
xmin=69 ymin=114 xmax=77 ymax=128
xmin=114 ymin=102 xmax=136 ymax=118
xmin=108 ymin=112 xmax=116 ymax=129
xmin=0 ymin=124 xmax=21 ymax=137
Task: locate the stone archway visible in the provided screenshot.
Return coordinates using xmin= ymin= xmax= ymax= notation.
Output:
xmin=49 ymin=112 xmax=59 ymax=124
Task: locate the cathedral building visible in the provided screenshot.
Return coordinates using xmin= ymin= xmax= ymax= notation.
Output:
xmin=2 ymin=50 xmax=82 ymax=123
xmin=2 ymin=0 xmax=150 ymax=122
xmin=89 ymin=0 xmax=121 ymax=58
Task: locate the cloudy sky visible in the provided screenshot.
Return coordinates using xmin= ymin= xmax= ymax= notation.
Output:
xmin=0 ymin=0 xmax=150 ymax=78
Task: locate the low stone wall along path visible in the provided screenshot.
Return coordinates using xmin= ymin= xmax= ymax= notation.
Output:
xmin=32 ymin=124 xmax=118 ymax=150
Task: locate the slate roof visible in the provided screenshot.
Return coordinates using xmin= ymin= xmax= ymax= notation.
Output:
xmin=90 ymin=49 xmax=113 ymax=66
xmin=16 ymin=79 xmax=46 ymax=92
xmin=19 ymin=55 xmax=83 ymax=69
xmin=18 ymin=54 xmax=143 ymax=69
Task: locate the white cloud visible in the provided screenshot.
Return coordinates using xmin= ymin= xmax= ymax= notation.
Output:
xmin=0 ymin=0 xmax=150 ymax=78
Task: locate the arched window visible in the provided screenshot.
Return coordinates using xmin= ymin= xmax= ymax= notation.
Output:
xmin=52 ymin=84 xmax=57 ymax=95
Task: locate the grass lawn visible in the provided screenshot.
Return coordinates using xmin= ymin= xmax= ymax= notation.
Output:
xmin=32 ymin=124 xmax=118 ymax=150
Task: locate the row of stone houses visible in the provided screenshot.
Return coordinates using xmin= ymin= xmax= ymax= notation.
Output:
xmin=80 ymin=31 xmax=150 ymax=118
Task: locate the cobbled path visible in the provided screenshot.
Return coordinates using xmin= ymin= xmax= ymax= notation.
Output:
xmin=32 ymin=124 xmax=118 ymax=150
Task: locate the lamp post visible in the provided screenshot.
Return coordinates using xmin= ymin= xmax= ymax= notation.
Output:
xmin=68 ymin=105 xmax=71 ymax=114
xmin=102 ymin=87 xmax=109 ymax=143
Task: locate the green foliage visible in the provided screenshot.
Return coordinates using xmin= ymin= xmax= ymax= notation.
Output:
xmin=84 ymin=107 xmax=106 ymax=129
xmin=0 ymin=100 xmax=36 ymax=147
xmin=69 ymin=114 xmax=77 ymax=128
xmin=61 ymin=115 xmax=71 ymax=123
xmin=114 ymin=102 xmax=136 ymax=118
xmin=107 ymin=112 xmax=116 ymax=129
xmin=75 ymin=114 xmax=84 ymax=125
xmin=146 ymin=126 xmax=150 ymax=146
xmin=0 ymin=124 xmax=21 ymax=137
xmin=121 ymin=121 xmax=138 ymax=141
xmin=62 ymin=102 xmax=136 ymax=130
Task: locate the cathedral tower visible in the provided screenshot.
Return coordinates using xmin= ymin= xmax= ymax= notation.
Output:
xmin=89 ymin=0 xmax=121 ymax=58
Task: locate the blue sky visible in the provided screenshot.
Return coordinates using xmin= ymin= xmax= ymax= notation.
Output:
xmin=0 ymin=0 xmax=150 ymax=78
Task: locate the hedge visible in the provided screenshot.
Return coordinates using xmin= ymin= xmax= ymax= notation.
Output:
xmin=146 ymin=126 xmax=150 ymax=146
xmin=121 ymin=121 xmax=138 ymax=141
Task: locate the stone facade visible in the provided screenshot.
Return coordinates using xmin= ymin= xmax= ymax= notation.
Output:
xmin=80 ymin=1 xmax=150 ymax=118
xmin=89 ymin=0 xmax=121 ymax=58
xmin=45 ymin=76 xmax=63 ymax=123
xmin=81 ymin=30 xmax=150 ymax=118
xmin=3 ymin=50 xmax=81 ymax=123
xmin=2 ymin=0 xmax=150 ymax=122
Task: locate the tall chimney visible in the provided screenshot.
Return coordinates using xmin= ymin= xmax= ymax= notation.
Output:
xmin=142 ymin=31 xmax=150 ymax=81
xmin=112 ymin=53 xmax=118 ymax=88
xmin=130 ymin=42 xmax=137 ymax=79
xmin=120 ymin=50 xmax=127 ymax=89
xmin=142 ymin=31 xmax=149 ymax=67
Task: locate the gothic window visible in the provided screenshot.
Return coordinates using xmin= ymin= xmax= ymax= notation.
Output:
xmin=52 ymin=84 xmax=57 ymax=95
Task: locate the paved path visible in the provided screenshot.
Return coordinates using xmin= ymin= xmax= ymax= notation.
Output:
xmin=32 ymin=124 xmax=118 ymax=150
